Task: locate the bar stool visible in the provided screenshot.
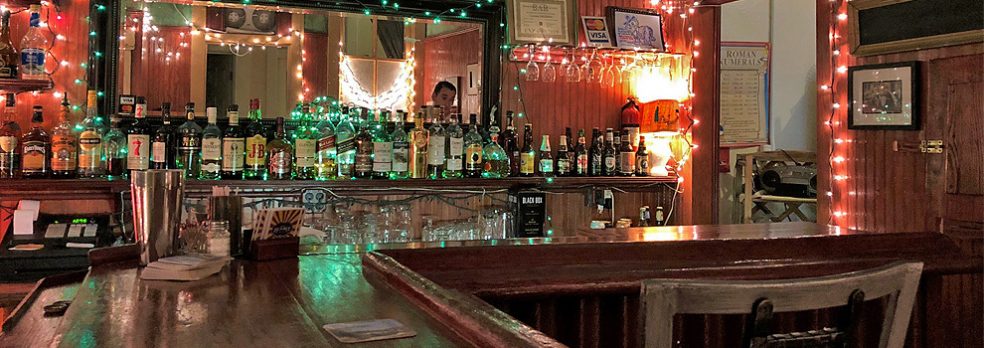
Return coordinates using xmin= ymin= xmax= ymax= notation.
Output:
xmin=640 ymin=262 xmax=923 ymax=348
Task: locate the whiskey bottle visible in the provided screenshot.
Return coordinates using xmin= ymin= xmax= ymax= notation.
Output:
xmin=0 ymin=94 xmax=20 ymax=178
xmin=244 ymin=99 xmax=268 ymax=180
xmin=555 ymin=135 xmax=571 ymax=177
xmin=266 ymin=117 xmax=293 ymax=180
xmin=221 ymin=105 xmax=245 ymax=179
xmin=618 ymin=129 xmax=635 ymax=176
xmin=315 ymin=105 xmax=337 ymax=180
xmin=78 ymin=90 xmax=105 ymax=178
xmin=353 ymin=110 xmax=374 ymax=179
xmin=150 ymin=102 xmax=175 ymax=170
xmin=603 ymin=128 xmax=617 ymax=176
xmin=103 ymin=115 xmax=126 ymax=179
xmin=463 ymin=113 xmax=484 ymax=178
xmin=176 ymin=103 xmax=202 ymax=178
xmin=519 ymin=123 xmax=535 ymax=177
xmin=443 ymin=113 xmax=464 ymax=178
xmin=50 ymin=96 xmax=77 ymax=178
xmin=371 ymin=110 xmax=393 ymax=179
xmin=574 ymin=129 xmax=589 ymax=177
xmin=409 ymin=110 xmax=428 ymax=179
xmin=21 ymin=106 xmax=48 ymax=178
xmin=335 ymin=106 xmax=356 ymax=179
xmin=293 ymin=104 xmax=317 ymax=180
xmin=500 ymin=111 xmax=519 ymax=176
xmin=635 ymin=136 xmax=649 ymax=177
xmin=127 ymin=97 xmax=151 ymax=172
xmin=426 ymin=108 xmax=446 ymax=179
xmin=199 ymin=106 xmax=222 ymax=180
xmin=389 ymin=111 xmax=409 ymax=180
xmin=0 ymin=10 xmax=18 ymax=78
xmin=19 ymin=5 xmax=47 ymax=80
xmin=538 ymin=135 xmax=553 ymax=177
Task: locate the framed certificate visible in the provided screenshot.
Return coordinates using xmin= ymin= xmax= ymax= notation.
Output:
xmin=507 ymin=0 xmax=578 ymax=45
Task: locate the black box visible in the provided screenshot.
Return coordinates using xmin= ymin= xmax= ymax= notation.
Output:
xmin=509 ymin=190 xmax=545 ymax=238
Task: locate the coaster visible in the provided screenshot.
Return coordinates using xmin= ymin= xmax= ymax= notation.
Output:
xmin=322 ymin=319 xmax=417 ymax=343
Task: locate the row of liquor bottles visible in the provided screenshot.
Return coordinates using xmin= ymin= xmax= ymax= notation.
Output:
xmin=0 ymin=94 xmax=658 ymax=180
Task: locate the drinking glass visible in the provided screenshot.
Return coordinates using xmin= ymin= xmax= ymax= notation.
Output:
xmin=603 ymin=58 xmax=620 ymax=87
xmin=524 ymin=44 xmax=540 ymax=82
xmin=590 ymin=51 xmax=605 ymax=83
xmin=541 ymin=54 xmax=557 ymax=83
xmin=564 ymin=48 xmax=580 ymax=83
xmin=579 ymin=49 xmax=593 ymax=83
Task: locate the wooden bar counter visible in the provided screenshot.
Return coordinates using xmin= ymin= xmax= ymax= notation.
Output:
xmin=2 ymin=223 xmax=980 ymax=347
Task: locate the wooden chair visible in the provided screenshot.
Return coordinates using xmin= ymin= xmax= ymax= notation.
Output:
xmin=641 ymin=262 xmax=923 ymax=348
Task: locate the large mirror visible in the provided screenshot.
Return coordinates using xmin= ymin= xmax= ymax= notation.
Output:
xmin=116 ymin=1 xmax=493 ymax=118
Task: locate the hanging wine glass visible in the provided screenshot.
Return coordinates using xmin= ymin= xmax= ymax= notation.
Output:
xmin=603 ymin=56 xmax=619 ymax=87
xmin=579 ymin=48 xmax=594 ymax=82
xmin=620 ymin=56 xmax=635 ymax=84
xmin=524 ymin=43 xmax=540 ymax=82
xmin=564 ymin=47 xmax=580 ymax=83
xmin=541 ymin=46 xmax=557 ymax=83
xmin=590 ymin=50 xmax=605 ymax=83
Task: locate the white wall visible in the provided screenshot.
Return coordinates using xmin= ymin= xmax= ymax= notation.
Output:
xmin=718 ymin=0 xmax=817 ymax=223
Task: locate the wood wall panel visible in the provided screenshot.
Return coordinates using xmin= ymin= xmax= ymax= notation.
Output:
xmin=302 ymin=32 xmax=329 ymax=100
xmin=418 ymin=29 xmax=483 ymax=116
xmin=129 ymin=26 xmax=193 ymax=111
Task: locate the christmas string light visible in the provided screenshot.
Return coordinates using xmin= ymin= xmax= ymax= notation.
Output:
xmin=338 ymin=47 xmax=416 ymax=110
xmin=825 ymin=0 xmax=849 ymax=226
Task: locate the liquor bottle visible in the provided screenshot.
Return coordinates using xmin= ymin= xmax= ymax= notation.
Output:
xmin=563 ymin=127 xmax=575 ymax=175
xmin=128 ymin=98 xmax=152 ymax=172
xmin=603 ymin=128 xmax=617 ymax=176
xmin=293 ymin=104 xmax=317 ymax=180
xmin=199 ymin=106 xmax=222 ymax=180
xmin=335 ymin=106 xmax=356 ymax=179
xmin=50 ymin=96 xmax=77 ymax=178
xmin=0 ymin=94 xmax=20 ymax=178
xmin=19 ymin=5 xmax=47 ymax=80
xmin=409 ymin=110 xmax=428 ymax=179
xmin=0 ymin=10 xmax=19 ymax=78
xmin=519 ymin=123 xmax=535 ymax=177
xmin=589 ymin=128 xmax=603 ymax=176
xmin=371 ymin=110 xmax=393 ymax=179
xmin=538 ymin=135 xmax=553 ymax=177
xmin=618 ymin=130 xmax=635 ymax=176
xmin=635 ymin=136 xmax=649 ymax=177
xmin=176 ymin=103 xmax=202 ymax=178
xmin=613 ymin=130 xmax=623 ymax=174
xmin=353 ymin=110 xmax=374 ymax=179
xmin=150 ymin=102 xmax=175 ymax=170
xmin=482 ymin=125 xmax=509 ymax=178
xmin=500 ymin=111 xmax=519 ymax=176
xmin=244 ymin=99 xmax=268 ymax=180
xmin=78 ymin=90 xmax=105 ymax=177
xmin=103 ymin=115 xmax=126 ymax=179
xmin=21 ymin=106 xmax=48 ymax=178
xmin=555 ymin=135 xmax=571 ymax=177
xmin=443 ymin=113 xmax=464 ymax=178
xmin=221 ymin=105 xmax=245 ymax=179
xmin=574 ymin=129 xmax=588 ymax=177
xmin=426 ymin=108 xmax=446 ymax=179
xmin=266 ymin=117 xmax=293 ymax=180
xmin=315 ymin=105 xmax=337 ymax=180
xmin=390 ymin=110 xmax=409 ymax=180
xmin=463 ymin=114 xmax=484 ymax=178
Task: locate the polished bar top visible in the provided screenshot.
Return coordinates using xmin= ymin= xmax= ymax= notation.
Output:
xmin=1 ymin=255 xmax=468 ymax=347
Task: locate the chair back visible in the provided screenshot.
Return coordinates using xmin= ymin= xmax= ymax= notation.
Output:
xmin=641 ymin=262 xmax=923 ymax=348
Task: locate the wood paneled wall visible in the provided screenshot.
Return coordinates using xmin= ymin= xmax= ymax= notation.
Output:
xmin=418 ymin=29 xmax=483 ymax=116
xmin=302 ymin=32 xmax=330 ymax=100
xmin=128 ymin=26 xmax=193 ymax=111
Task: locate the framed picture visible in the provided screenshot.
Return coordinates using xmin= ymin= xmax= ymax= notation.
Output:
xmin=847 ymin=61 xmax=920 ymax=130
xmin=506 ymin=0 xmax=578 ymax=45
xmin=606 ymin=7 xmax=665 ymax=51
xmin=581 ymin=16 xmax=611 ymax=47
xmin=848 ymin=0 xmax=984 ymax=56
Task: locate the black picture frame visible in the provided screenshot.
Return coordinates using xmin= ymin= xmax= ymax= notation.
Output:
xmin=605 ymin=6 xmax=666 ymax=52
xmin=847 ymin=61 xmax=920 ymax=130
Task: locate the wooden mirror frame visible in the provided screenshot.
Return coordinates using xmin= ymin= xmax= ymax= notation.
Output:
xmin=95 ymin=0 xmax=505 ymax=124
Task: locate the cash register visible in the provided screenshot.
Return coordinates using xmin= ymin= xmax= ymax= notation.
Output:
xmin=1 ymin=213 xmax=121 ymax=281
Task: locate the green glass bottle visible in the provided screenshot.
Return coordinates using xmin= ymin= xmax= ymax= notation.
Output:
xmin=293 ymin=104 xmax=317 ymax=180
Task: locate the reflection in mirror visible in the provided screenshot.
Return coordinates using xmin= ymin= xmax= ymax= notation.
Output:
xmin=117 ymin=1 xmax=484 ymax=118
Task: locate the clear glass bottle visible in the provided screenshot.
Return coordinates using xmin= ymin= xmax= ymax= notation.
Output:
xmin=244 ymin=98 xmax=268 ymax=180
xmin=127 ymin=97 xmax=152 ymax=172
xmin=0 ymin=93 xmax=20 ymax=178
xmin=371 ymin=110 xmax=392 ymax=179
xmin=463 ymin=114 xmax=484 ymax=178
xmin=315 ymin=104 xmax=337 ymax=180
xmin=199 ymin=106 xmax=222 ymax=180
xmin=426 ymin=108 xmax=446 ymax=179
xmin=176 ymin=103 xmax=202 ymax=178
xmin=20 ymin=106 xmax=48 ymax=178
xmin=50 ymin=96 xmax=77 ymax=179
xmin=335 ymin=105 xmax=357 ymax=179
xmin=221 ymin=105 xmax=244 ymax=179
xmin=150 ymin=102 xmax=175 ymax=170
xmin=482 ymin=126 xmax=509 ymax=179
xmin=443 ymin=113 xmax=464 ymax=178
xmin=389 ymin=110 xmax=409 ymax=180
xmin=293 ymin=104 xmax=317 ymax=180
xmin=77 ymin=90 xmax=105 ymax=178
xmin=205 ymin=220 xmax=231 ymax=258
xmin=266 ymin=117 xmax=293 ymax=180
xmin=409 ymin=109 xmax=428 ymax=179
xmin=19 ymin=5 xmax=47 ymax=80
xmin=103 ymin=115 xmax=127 ymax=179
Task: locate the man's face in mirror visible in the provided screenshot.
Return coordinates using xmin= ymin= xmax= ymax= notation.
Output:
xmin=433 ymin=86 xmax=456 ymax=111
